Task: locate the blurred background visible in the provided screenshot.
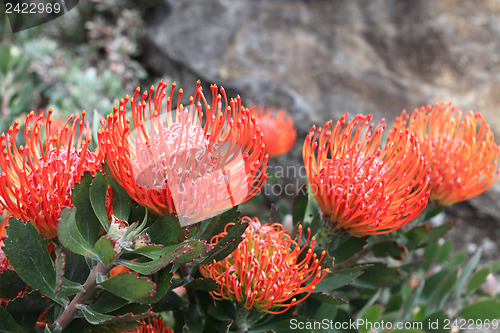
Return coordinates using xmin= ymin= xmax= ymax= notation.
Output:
xmin=1 ymin=0 xmax=499 ymax=260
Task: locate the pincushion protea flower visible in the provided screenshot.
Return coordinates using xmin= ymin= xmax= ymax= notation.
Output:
xmin=303 ymin=113 xmax=430 ymax=237
xmin=200 ymin=217 xmax=329 ymax=314
xmin=247 ymin=105 xmax=297 ymax=157
xmin=126 ymin=314 xmax=173 ymax=333
xmin=98 ymin=80 xmax=268 ymax=225
xmin=393 ymin=102 xmax=500 ymax=206
xmin=0 ymin=109 xmax=103 ymax=239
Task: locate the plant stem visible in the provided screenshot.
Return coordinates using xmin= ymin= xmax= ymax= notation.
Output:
xmin=235 ymin=304 xmax=250 ymax=333
xmin=54 ymin=261 xmax=110 ymax=331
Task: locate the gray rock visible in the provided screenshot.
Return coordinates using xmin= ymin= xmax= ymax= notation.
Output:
xmin=144 ymin=0 xmax=500 ymax=225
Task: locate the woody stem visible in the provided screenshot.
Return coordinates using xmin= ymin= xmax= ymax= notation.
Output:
xmin=54 ymin=261 xmax=111 ymax=331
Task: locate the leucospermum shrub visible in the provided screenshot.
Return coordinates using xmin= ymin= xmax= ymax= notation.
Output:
xmin=0 ymin=85 xmax=499 ymax=333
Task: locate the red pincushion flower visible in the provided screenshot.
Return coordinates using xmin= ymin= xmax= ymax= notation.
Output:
xmin=393 ymin=102 xmax=500 ymax=206
xmin=98 ymin=80 xmax=268 ymax=225
xmin=200 ymin=217 xmax=328 ymax=314
xmin=126 ymin=314 xmax=173 ymax=333
xmin=0 ymin=109 xmax=103 ymax=239
xmin=303 ymin=113 xmax=430 ymax=236
xmin=247 ymin=105 xmax=297 ymax=157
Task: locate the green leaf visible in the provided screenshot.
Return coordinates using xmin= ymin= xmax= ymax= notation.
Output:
xmin=404 ymin=225 xmax=432 ymax=249
xmin=54 ymin=248 xmax=66 ymax=300
xmin=128 ymin=244 xmax=166 ymax=260
xmin=6 ymin=291 xmax=47 ymax=331
xmin=385 ymin=294 xmax=403 ymax=313
xmin=459 ymin=299 xmax=500 ymax=320
xmin=94 ymin=236 xmax=117 ymax=266
xmin=98 ymin=272 xmax=155 ymax=302
xmin=427 ymin=268 xmax=457 ymax=314
xmin=402 ymin=282 xmax=424 ymax=321
xmin=3 ymin=219 xmax=56 ymax=299
xmin=467 ymin=267 xmax=491 ymax=295
xmin=424 ymin=220 xmax=457 ymax=243
xmin=455 ymin=249 xmax=482 ymax=305
xmin=72 ymin=172 xmax=102 ymax=247
xmin=424 ymin=310 xmax=449 ymax=333
xmin=357 ymin=263 xmax=401 ymax=287
xmin=60 ymin=248 xmax=90 ymax=285
xmin=90 ymin=171 xmax=111 ymax=232
xmin=491 ymin=260 xmax=500 ymax=274
xmin=250 ymin=316 xmax=314 ymax=333
xmin=117 ymin=242 xmax=193 ymax=275
xmin=172 ymin=240 xmax=212 ymax=266
xmin=147 ymin=214 xmax=186 ymax=246
xmin=0 ymin=270 xmax=27 ymax=299
xmin=58 ymin=207 xmax=98 ymax=259
xmin=57 ymin=278 xmax=85 ymax=300
xmin=184 ymin=304 xmax=204 ymax=333
xmin=333 ymin=309 xmax=357 ymax=333
xmin=151 ymin=290 xmax=188 ymax=312
xmin=437 ymin=239 xmax=452 ymax=263
xmin=185 ymin=278 xmax=218 ymax=292
xmin=421 ymin=205 xmax=443 ymax=221
xmin=192 ymin=206 xmax=240 ymax=242
xmin=423 ymin=242 xmax=440 ymax=261
xmin=150 ymin=266 xmax=173 ymax=303
xmin=200 ymin=218 xmax=247 ymax=265
xmin=64 ymin=317 xmax=141 ymax=332
xmin=0 ymin=306 xmax=25 ymax=333
xmin=421 ymin=270 xmax=449 ymax=301
xmin=104 ymin=164 xmax=132 ymax=221
xmin=310 ymin=293 xmax=348 ymax=305
xmin=330 ymin=235 xmax=368 ymax=263
xmin=304 ymin=299 xmax=339 ymax=325
xmin=293 ymin=184 xmax=309 ymax=225
xmin=371 ymin=240 xmax=408 ymax=260
xmin=314 ymin=265 xmax=370 ymax=293
xmin=89 ymin=293 xmax=129 ymax=314
xmin=447 ymin=250 xmax=467 ymax=268
xmin=77 ymin=304 xmax=115 ymax=325
xmin=0 ymin=44 xmax=10 ymax=75
xmin=359 ymin=305 xmax=381 ymax=333
xmin=206 ymin=300 xmax=235 ymax=321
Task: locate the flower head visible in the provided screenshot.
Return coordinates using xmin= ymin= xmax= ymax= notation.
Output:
xmin=247 ymin=105 xmax=297 ymax=157
xmin=0 ymin=110 xmax=103 ymax=239
xmin=127 ymin=314 xmax=173 ymax=333
xmin=303 ymin=113 xmax=430 ymax=236
xmin=393 ymin=102 xmax=500 ymax=205
xmin=99 ymin=81 xmax=268 ymax=225
xmin=200 ymin=217 xmax=328 ymax=314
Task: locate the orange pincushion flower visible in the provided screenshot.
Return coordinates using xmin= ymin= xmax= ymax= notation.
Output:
xmin=247 ymin=105 xmax=297 ymax=157
xmin=0 ymin=109 xmax=103 ymax=239
xmin=98 ymin=80 xmax=268 ymax=224
xmin=393 ymin=102 xmax=500 ymax=206
xmin=200 ymin=217 xmax=328 ymax=314
xmin=126 ymin=315 xmax=173 ymax=333
xmin=303 ymin=113 xmax=430 ymax=236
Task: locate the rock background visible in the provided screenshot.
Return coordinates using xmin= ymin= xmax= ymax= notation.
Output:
xmin=142 ymin=0 xmax=500 ymax=255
